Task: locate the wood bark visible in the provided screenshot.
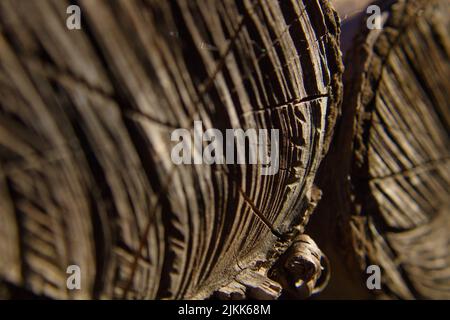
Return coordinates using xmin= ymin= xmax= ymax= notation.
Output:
xmin=0 ymin=0 xmax=342 ymax=299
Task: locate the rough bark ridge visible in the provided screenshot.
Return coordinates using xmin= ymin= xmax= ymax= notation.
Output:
xmin=0 ymin=0 xmax=342 ymax=299
xmin=312 ymin=0 xmax=449 ymax=299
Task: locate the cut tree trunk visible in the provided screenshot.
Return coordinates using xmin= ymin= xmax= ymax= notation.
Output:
xmin=0 ymin=0 xmax=342 ymax=299
xmin=309 ymin=0 xmax=450 ymax=299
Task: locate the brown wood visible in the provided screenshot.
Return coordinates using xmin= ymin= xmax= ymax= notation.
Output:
xmin=309 ymin=0 xmax=450 ymax=299
xmin=0 ymin=0 xmax=342 ymax=299
xmin=1 ymin=0 xmax=449 ymax=300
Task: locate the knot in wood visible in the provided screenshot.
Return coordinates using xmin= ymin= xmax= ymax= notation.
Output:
xmin=285 ymin=240 xmax=321 ymax=283
xmin=269 ymin=234 xmax=330 ymax=298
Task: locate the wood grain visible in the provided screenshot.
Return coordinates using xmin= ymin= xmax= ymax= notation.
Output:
xmin=0 ymin=0 xmax=342 ymax=299
xmin=312 ymin=0 xmax=449 ymax=299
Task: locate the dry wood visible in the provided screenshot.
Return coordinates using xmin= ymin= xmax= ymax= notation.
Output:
xmin=0 ymin=0 xmax=342 ymax=299
xmin=310 ymin=0 xmax=450 ymax=299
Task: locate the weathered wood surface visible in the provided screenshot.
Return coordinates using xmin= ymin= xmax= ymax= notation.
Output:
xmin=0 ymin=0 xmax=342 ymax=299
xmin=310 ymin=0 xmax=450 ymax=299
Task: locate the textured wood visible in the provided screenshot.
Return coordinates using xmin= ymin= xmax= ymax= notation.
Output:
xmin=0 ymin=0 xmax=342 ymax=299
xmin=311 ymin=0 xmax=449 ymax=299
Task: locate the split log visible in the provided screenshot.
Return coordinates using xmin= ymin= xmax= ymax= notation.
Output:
xmin=0 ymin=0 xmax=342 ymax=299
xmin=309 ymin=0 xmax=450 ymax=299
